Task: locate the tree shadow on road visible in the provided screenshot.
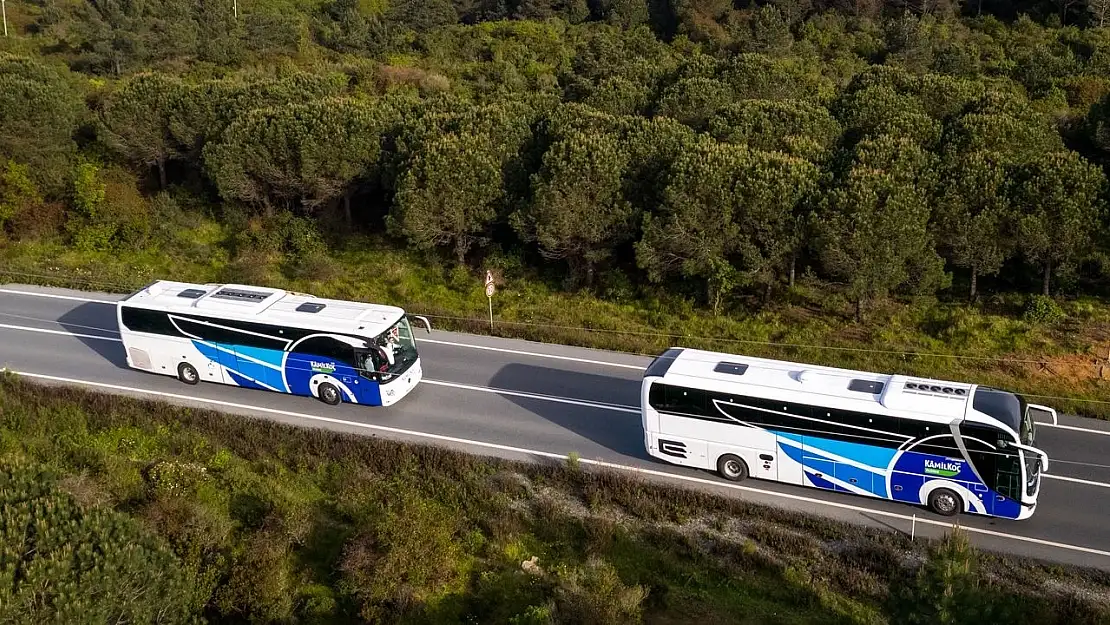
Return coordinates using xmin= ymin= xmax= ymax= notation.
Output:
xmin=57 ymin=302 xmax=128 ymax=369
xmin=489 ymin=362 xmax=656 ymax=462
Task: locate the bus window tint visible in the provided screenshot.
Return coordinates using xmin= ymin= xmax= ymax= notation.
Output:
xmin=650 ymin=385 xmax=709 ymax=416
xmin=913 ymin=435 xmax=961 ymax=458
xmin=291 ymin=336 xmax=357 ymax=367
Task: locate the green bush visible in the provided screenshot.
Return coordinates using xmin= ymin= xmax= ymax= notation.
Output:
xmin=1022 ymin=294 xmax=1066 ymax=325
xmin=550 ymin=557 xmax=648 ymax=625
xmin=0 ymin=462 xmax=202 ymax=624
xmin=339 ymin=487 xmax=471 ymax=622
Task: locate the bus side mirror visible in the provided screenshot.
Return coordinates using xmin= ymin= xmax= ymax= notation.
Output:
xmin=1026 ymin=403 xmax=1058 ymax=427
xmin=409 ymin=315 xmax=432 ymax=334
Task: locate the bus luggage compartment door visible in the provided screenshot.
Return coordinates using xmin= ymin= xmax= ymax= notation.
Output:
xmin=752 ymin=450 xmax=778 ymax=480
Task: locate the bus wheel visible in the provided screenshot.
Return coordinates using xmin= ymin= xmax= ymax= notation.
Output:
xmin=927 ymin=488 xmax=962 ymax=517
xmin=717 ymin=454 xmax=749 ymax=482
xmin=317 ymin=383 xmax=342 ymax=406
xmin=177 ymin=362 xmax=199 ymax=385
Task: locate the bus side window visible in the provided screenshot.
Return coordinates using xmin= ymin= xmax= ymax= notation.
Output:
xmin=664 ymin=386 xmax=708 ymax=416
xmin=290 ymin=336 xmax=357 ymax=368
xmin=648 ymin=383 xmax=667 ymax=410
xmin=915 ymin=435 xmax=962 ymax=458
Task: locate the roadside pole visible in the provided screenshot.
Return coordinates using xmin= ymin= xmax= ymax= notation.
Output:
xmin=484 ymin=270 xmax=495 ymax=330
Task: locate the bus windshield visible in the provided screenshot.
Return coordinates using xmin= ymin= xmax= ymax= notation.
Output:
xmin=1019 ymin=404 xmax=1036 ymax=447
xmin=365 ymin=317 xmax=418 ymax=380
xmin=1024 ymin=448 xmax=1041 ymax=497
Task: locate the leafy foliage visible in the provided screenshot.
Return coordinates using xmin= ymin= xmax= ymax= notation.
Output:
xmin=0 ymin=462 xmax=201 ymax=624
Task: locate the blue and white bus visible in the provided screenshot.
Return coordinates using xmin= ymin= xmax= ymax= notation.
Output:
xmin=116 ymin=280 xmax=431 ymax=407
xmin=640 ymin=347 xmax=1052 ymax=520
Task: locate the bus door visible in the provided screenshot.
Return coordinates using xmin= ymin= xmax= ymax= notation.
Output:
xmin=800 ymin=436 xmax=839 ymax=492
xmin=354 ymin=348 xmax=384 ymax=405
xmin=211 ymin=342 xmax=242 ymax=385
xmin=772 ymin=432 xmax=804 ymax=486
xmin=228 ymin=344 xmax=287 ymax=391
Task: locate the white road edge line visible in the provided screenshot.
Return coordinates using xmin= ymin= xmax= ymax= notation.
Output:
xmin=1042 ymin=474 xmax=1110 ymax=489
xmin=4 ymin=369 xmax=1110 ymax=560
xmin=1042 ymin=423 xmax=1110 ymax=436
xmin=4 ymin=288 xmax=1110 ymax=436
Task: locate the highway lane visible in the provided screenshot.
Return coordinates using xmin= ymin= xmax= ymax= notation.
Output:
xmin=2 ymin=285 xmax=1110 ymax=569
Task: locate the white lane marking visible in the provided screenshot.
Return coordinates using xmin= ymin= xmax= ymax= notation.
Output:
xmin=420 ymin=338 xmax=646 ymax=370
xmin=422 ymin=379 xmax=639 ymax=413
xmin=3 ymin=320 xmax=1110 ymax=462
xmin=5 ymin=369 xmax=1110 ymax=561
xmin=1040 ymin=423 xmax=1110 ymax=436
xmin=0 ymin=322 xmax=638 ymax=414
xmin=0 ymin=323 xmax=122 ymax=342
xmin=0 ymin=288 xmax=120 ymax=303
xmin=0 ymin=288 xmax=648 ymax=371
xmin=4 ymin=291 xmax=1110 ymax=436
xmin=1043 ymin=474 xmax=1110 ymax=489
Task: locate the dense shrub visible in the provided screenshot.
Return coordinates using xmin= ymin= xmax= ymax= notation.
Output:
xmin=0 ymin=462 xmax=202 ymax=624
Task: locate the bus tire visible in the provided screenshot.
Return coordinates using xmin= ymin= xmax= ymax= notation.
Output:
xmin=177 ymin=362 xmax=199 ymax=385
xmin=717 ymin=454 xmax=749 ymax=482
xmin=317 ymin=382 xmax=342 ymax=406
xmin=927 ymin=488 xmax=962 ymax=517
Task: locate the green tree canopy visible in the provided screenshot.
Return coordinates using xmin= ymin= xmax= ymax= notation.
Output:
xmin=513 ymin=130 xmax=634 ymax=287
xmin=1012 ymin=150 xmax=1107 ymax=296
xmin=98 ymin=73 xmax=189 ymax=189
xmin=0 ymin=54 xmax=83 ymax=196
xmin=637 ymin=139 xmax=820 ymax=312
xmin=935 ymin=149 xmax=1015 ymax=301
xmin=813 ymin=135 xmax=948 ymax=319
xmin=387 ymin=132 xmax=506 ymax=263
xmin=707 ymin=98 xmax=843 ymax=161
xmin=203 ymin=98 xmax=394 ymax=218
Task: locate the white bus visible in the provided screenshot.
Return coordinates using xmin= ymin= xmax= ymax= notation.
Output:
xmin=640 ymin=347 xmax=1052 ymax=520
xmin=116 ymin=280 xmax=431 ymax=407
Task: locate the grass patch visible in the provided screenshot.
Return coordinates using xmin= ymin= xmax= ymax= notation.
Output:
xmin=0 ymin=374 xmax=1108 ymax=623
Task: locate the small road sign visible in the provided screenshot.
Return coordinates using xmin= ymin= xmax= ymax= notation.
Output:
xmin=485 ymin=282 xmax=495 ymax=297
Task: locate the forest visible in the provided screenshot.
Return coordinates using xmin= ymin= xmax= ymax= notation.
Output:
xmin=5 ymin=0 xmax=1110 ymax=413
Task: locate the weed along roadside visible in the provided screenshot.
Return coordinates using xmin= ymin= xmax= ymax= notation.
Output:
xmin=0 ymin=375 xmax=1107 ymax=624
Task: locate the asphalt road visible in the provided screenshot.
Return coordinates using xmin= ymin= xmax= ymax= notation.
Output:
xmin=2 ymin=283 xmax=1110 ymax=570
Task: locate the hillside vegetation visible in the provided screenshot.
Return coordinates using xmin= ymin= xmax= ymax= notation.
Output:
xmin=5 ymin=1 xmax=1110 ymax=415
xmin=1 ymin=374 xmax=1109 ymax=624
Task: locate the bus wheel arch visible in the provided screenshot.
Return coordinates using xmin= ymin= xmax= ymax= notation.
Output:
xmin=317 ymin=382 xmax=342 ymax=406
xmin=177 ymin=362 xmax=199 ymax=385
xmin=717 ymin=454 xmax=749 ymax=481
xmin=927 ymin=487 xmax=963 ymax=517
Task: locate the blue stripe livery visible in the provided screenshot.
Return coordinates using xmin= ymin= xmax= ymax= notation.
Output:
xmin=772 ymin=428 xmax=1017 ymax=518
xmin=189 ymin=339 xmax=383 ymax=405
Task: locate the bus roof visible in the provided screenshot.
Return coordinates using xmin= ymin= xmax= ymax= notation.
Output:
xmin=646 ymin=347 xmax=1017 ymax=428
xmin=119 ymin=280 xmax=406 ymax=339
